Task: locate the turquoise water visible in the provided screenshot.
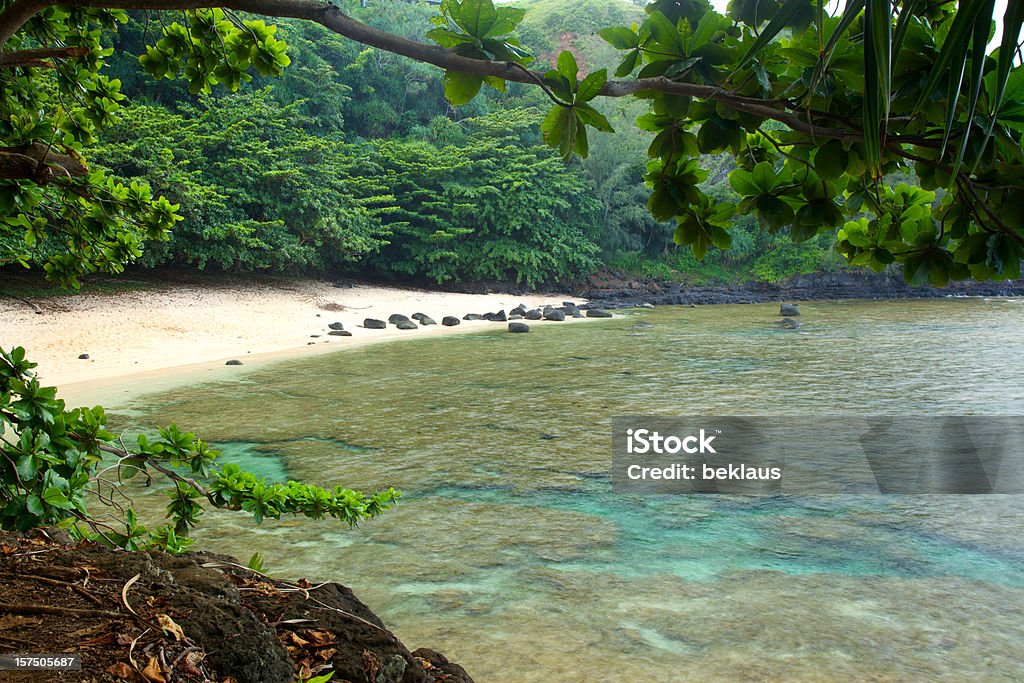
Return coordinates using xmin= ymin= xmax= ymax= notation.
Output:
xmin=107 ymin=299 xmax=1024 ymax=681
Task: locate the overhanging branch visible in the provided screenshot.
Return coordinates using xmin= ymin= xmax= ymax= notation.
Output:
xmin=0 ymin=143 xmax=89 ymax=183
xmin=0 ymin=46 xmax=90 ymax=67
xmin=0 ymin=0 xmax=860 ymax=142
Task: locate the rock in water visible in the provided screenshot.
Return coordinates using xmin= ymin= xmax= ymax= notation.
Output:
xmin=388 ymin=313 xmax=411 ymax=324
xmin=363 ymin=318 xmax=387 ymax=329
xmin=508 ymin=322 xmax=530 ymax=333
xmin=524 ymin=309 xmax=543 ymax=320
xmin=442 ymin=316 xmax=461 ymax=326
xmin=779 ymin=303 xmax=800 ymax=316
xmin=586 ymin=309 xmax=613 ymax=318
xmin=544 ymin=309 xmax=566 ymax=321
xmin=396 ymin=320 xmax=418 ymax=330
xmin=328 ymin=322 xmax=345 ymax=330
xmin=418 ymin=316 xmax=437 ymax=326
xmin=225 ymin=359 xmax=243 ymax=366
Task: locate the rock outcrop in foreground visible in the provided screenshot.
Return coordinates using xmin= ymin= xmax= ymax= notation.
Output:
xmin=0 ymin=530 xmax=472 ymax=683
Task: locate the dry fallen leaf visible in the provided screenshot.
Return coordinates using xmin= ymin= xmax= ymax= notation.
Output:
xmin=285 ymin=631 xmax=311 ymax=648
xmin=304 ymin=629 xmax=336 ymax=646
xmin=316 ymin=647 xmax=337 ymax=662
xmin=156 ymin=613 xmax=186 ymax=642
xmin=80 ymin=632 xmax=117 ymax=647
xmin=106 ymin=661 xmax=135 ymax=679
xmin=141 ymin=655 xmax=166 ymax=683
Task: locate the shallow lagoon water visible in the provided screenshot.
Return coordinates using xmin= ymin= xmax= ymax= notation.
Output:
xmin=107 ymin=300 xmax=1024 ymax=681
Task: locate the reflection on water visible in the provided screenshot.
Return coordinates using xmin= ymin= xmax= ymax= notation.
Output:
xmin=107 ymin=300 xmax=1024 ymax=681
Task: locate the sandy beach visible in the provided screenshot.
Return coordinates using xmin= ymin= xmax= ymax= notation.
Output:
xmin=1 ymin=278 xmax=590 ymax=402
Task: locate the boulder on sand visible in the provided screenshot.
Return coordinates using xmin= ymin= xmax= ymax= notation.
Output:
xmin=508 ymin=322 xmax=530 ymax=333
xmin=364 ymin=318 xmax=387 ymax=329
xmin=586 ymin=309 xmax=613 ymax=318
xmin=442 ymin=316 xmax=461 ymax=326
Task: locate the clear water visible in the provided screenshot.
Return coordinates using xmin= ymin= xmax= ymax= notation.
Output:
xmin=104 ymin=300 xmax=1024 ymax=681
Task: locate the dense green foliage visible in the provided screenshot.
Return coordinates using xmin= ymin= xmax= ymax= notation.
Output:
xmin=1 ymin=0 xmax=864 ymax=289
xmin=0 ymin=346 xmax=399 ymax=551
xmin=30 ymin=3 xmax=602 ymax=286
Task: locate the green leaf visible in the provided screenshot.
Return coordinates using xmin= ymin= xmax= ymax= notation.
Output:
xmin=736 ymin=0 xmax=813 ymax=70
xmin=557 ymin=50 xmax=579 ymax=82
xmin=454 ymin=0 xmax=498 ymax=38
xmin=598 ymin=26 xmax=639 ymax=50
xmin=26 ymin=495 xmax=44 ymax=517
xmin=862 ymin=0 xmax=891 ymax=177
xmin=15 ymin=454 xmax=37 ymax=480
xmin=443 ymin=70 xmax=483 ymax=105
xmin=912 ymin=2 xmax=990 ymax=115
xmin=614 ymin=50 xmax=641 ymax=77
xmin=43 ymin=486 xmax=73 ymax=510
xmin=575 ymin=103 xmax=614 ymax=132
xmin=983 ymin=0 xmax=1024 ymax=160
xmin=576 ymin=70 xmax=607 ymax=103
xmin=815 ymin=140 xmax=849 ymax=180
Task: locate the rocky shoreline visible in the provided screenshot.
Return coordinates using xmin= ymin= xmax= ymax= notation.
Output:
xmin=578 ymin=270 xmax=1024 ymax=309
xmin=0 ymin=529 xmax=472 ymax=682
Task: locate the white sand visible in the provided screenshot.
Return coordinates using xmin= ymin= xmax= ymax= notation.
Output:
xmin=0 ymin=278 xmax=591 ymax=403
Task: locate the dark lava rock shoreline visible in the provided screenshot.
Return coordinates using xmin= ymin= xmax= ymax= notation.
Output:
xmin=0 ymin=529 xmax=473 ymax=682
xmin=579 ymin=270 xmax=1024 ymax=309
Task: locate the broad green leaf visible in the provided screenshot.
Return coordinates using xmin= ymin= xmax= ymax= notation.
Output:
xmin=43 ymin=486 xmax=73 ymax=510
xmin=454 ymin=0 xmax=498 ymax=38
xmin=615 ymin=50 xmax=641 ymax=77
xmin=576 ymin=70 xmax=607 ymax=103
xmin=443 ymin=70 xmax=483 ymax=105
xmin=815 ymin=140 xmax=849 ymax=180
xmin=557 ymin=50 xmax=579 ymax=82
xmin=598 ymin=26 xmax=639 ymax=50
xmin=575 ymin=103 xmax=614 ymax=132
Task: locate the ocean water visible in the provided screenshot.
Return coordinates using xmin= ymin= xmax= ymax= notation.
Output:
xmin=104 ymin=300 xmax=1024 ymax=681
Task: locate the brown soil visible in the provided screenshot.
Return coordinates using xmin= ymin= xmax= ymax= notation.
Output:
xmin=0 ymin=529 xmax=472 ymax=683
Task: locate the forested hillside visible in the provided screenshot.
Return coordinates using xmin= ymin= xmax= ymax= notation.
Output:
xmin=83 ymin=0 xmax=842 ymax=286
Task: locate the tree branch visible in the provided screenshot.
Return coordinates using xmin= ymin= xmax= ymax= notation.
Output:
xmin=0 ymin=45 xmax=90 ymax=67
xmin=0 ymin=143 xmax=88 ymax=183
xmin=0 ymin=0 xmax=859 ymax=141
